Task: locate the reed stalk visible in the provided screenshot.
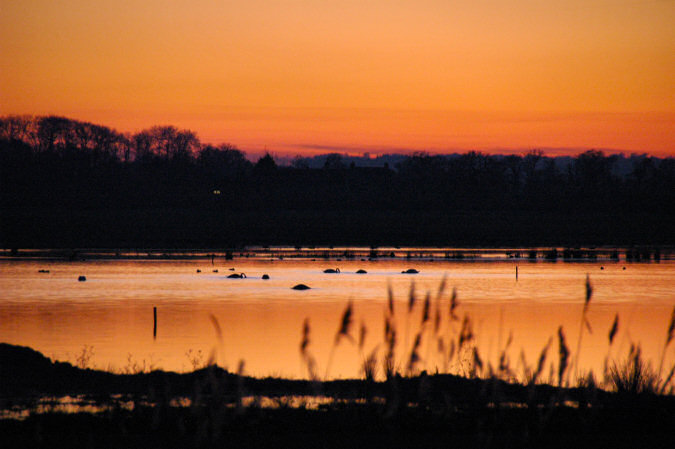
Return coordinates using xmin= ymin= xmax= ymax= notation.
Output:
xmin=574 ymin=274 xmax=593 ymax=376
xmin=657 ymin=306 xmax=675 ymax=377
xmin=325 ymin=300 xmax=353 ymax=379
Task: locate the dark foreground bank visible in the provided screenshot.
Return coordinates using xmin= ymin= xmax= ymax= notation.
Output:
xmin=1 ymin=343 xmax=674 ymax=448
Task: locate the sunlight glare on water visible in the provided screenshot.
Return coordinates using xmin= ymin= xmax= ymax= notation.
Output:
xmin=1 ymin=257 xmax=673 ymax=380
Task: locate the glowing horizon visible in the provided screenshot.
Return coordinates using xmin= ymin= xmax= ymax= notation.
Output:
xmin=1 ymin=1 xmax=673 ymax=157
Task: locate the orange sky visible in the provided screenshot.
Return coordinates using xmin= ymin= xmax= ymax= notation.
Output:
xmin=1 ymin=0 xmax=673 ymax=157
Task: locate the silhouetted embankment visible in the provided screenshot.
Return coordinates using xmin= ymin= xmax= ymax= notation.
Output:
xmin=0 ymin=342 xmax=616 ymax=403
xmin=2 ymin=343 xmax=674 ymax=449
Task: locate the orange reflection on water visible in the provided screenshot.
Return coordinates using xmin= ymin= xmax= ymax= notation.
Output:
xmin=0 ymin=259 xmax=673 ymax=381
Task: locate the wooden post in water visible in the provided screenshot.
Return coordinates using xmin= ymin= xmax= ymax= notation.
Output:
xmin=516 ymin=265 xmax=519 ymax=281
xmin=153 ymin=307 xmax=157 ymax=339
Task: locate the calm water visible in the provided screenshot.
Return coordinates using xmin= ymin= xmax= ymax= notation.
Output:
xmin=1 ymin=257 xmax=673 ymax=380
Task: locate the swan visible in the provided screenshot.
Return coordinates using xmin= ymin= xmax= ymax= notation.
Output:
xmin=262 ymin=274 xmax=270 ymax=280
xmin=402 ymin=268 xmax=419 ymax=274
xmin=292 ymin=284 xmax=311 ymax=290
xmin=323 ymin=268 xmax=340 ymax=273
xmin=356 ymin=269 xmax=367 ymax=274
xmin=228 ymin=273 xmax=246 ymax=278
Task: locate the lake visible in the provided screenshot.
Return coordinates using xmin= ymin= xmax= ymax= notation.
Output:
xmin=1 ymin=253 xmax=673 ymax=381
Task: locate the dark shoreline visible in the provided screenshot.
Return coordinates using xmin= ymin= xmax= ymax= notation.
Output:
xmin=0 ymin=343 xmax=619 ymax=402
xmin=2 ymin=245 xmax=673 ymax=262
xmin=2 ymin=343 xmax=674 ymax=448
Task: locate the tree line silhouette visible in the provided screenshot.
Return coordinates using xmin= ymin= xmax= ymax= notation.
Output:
xmin=1 ymin=115 xmax=673 ymax=248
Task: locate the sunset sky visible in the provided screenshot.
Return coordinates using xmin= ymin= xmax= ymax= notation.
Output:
xmin=1 ymin=0 xmax=673 ymax=157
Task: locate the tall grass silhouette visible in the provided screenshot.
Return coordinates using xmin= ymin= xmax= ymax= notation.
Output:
xmin=324 ymin=300 xmax=354 ymax=379
xmin=574 ymin=274 xmax=593 ymax=377
xmin=299 ymin=276 xmax=674 ymax=397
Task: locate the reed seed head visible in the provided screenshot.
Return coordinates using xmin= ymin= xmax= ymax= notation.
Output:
xmin=585 ymin=273 xmax=593 ymax=307
xmin=437 ymin=336 xmax=445 ymax=354
xmin=667 ymin=306 xmax=675 ymax=346
xmin=459 ymin=316 xmax=474 ymax=349
xmin=300 ymin=318 xmax=310 ymax=354
xmin=436 ymin=275 xmax=447 ymax=301
xmin=387 ymin=282 xmax=395 ymax=316
xmin=557 ymin=326 xmax=569 ymax=386
xmin=434 ymin=300 xmax=441 ymax=335
xmin=407 ymin=333 xmax=422 ymax=374
xmin=609 ymin=314 xmax=619 ymax=345
xmin=408 ymin=281 xmax=416 ymax=313
xmin=534 ymin=337 xmax=552 ymax=383
xmin=449 ymin=287 xmax=459 ymax=321
xmin=472 ymin=347 xmax=483 ymax=375
xmin=421 ymin=292 xmax=430 ymax=325
xmin=336 ymin=300 xmax=354 ymax=344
